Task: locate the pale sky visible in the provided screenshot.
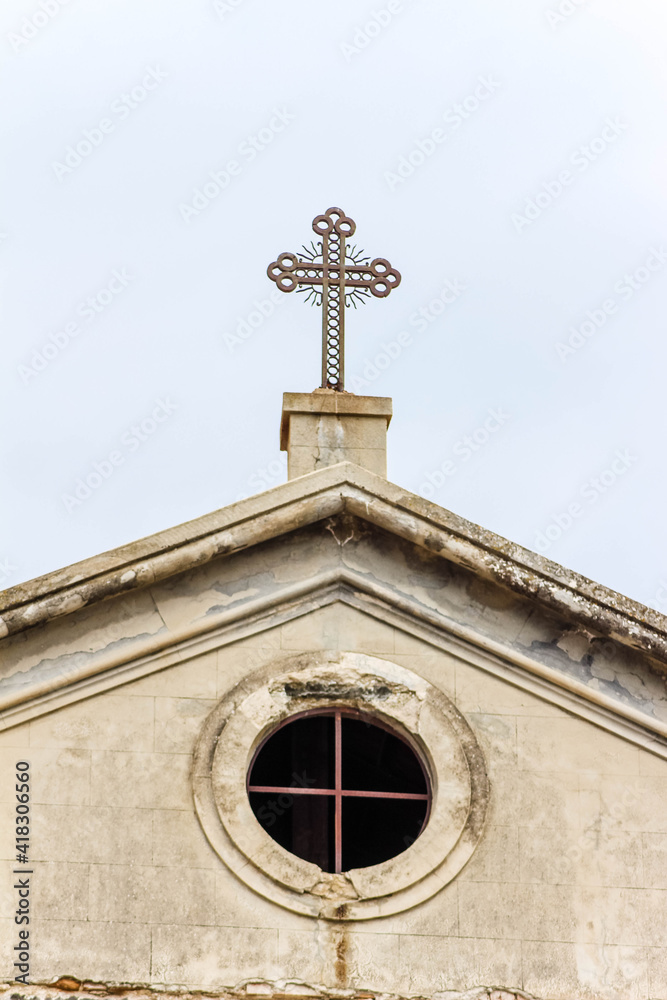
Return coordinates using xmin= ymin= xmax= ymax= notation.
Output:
xmin=3 ymin=0 xmax=667 ymax=615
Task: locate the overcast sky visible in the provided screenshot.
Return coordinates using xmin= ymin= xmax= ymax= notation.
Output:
xmin=3 ymin=0 xmax=667 ymax=615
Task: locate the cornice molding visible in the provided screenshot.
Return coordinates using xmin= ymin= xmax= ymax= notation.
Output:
xmin=2 ymin=463 xmax=667 ymax=674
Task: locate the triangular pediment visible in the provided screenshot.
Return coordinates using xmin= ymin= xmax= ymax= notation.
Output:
xmin=1 ymin=462 xmax=666 ymax=753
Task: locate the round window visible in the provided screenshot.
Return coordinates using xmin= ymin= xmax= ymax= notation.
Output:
xmin=193 ymin=652 xmax=489 ymax=920
xmin=247 ymin=708 xmax=431 ymax=873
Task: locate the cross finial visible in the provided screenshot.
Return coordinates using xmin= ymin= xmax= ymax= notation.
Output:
xmin=267 ymin=207 xmax=401 ymax=391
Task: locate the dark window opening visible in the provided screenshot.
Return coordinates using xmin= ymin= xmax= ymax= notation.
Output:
xmin=247 ymin=709 xmax=430 ymax=873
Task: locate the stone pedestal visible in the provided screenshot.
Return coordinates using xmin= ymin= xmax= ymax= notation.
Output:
xmin=280 ymin=388 xmax=392 ymax=479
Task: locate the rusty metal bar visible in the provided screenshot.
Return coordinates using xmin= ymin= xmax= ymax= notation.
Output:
xmin=338 ymin=229 xmax=346 ymax=390
xmin=248 ymin=785 xmax=428 ymax=800
xmin=321 ymin=222 xmax=329 ymax=388
xmin=248 ymin=785 xmax=335 ymax=795
xmin=336 ymin=789 xmax=428 ymax=800
xmin=335 ymin=709 xmax=343 ymax=873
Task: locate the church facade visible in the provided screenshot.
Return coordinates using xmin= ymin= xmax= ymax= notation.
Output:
xmin=2 ymin=385 xmax=667 ymax=1000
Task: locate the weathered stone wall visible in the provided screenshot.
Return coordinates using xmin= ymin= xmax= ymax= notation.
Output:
xmin=2 ymin=587 xmax=667 ymax=999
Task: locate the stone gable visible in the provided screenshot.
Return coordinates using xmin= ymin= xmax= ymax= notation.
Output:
xmin=2 ymin=454 xmax=666 ymax=1000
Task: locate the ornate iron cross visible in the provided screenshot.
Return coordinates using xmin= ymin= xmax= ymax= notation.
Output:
xmin=267 ymin=207 xmax=401 ymax=391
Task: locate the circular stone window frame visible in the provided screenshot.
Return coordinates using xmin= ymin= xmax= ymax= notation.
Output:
xmin=193 ymin=651 xmax=489 ymax=921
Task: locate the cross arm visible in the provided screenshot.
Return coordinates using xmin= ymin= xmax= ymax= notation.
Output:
xmin=267 ymin=253 xmax=401 ymax=298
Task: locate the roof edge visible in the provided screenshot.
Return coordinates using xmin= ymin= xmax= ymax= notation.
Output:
xmin=2 ymin=463 xmax=667 ymax=669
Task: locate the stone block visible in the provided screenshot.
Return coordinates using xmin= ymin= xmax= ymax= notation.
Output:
xmin=398 ymin=934 xmax=478 ymax=993
xmin=280 ymin=605 xmax=342 ymax=651
xmin=277 ymin=927 xmax=401 ymax=991
xmin=154 ymin=697 xmax=217 ymax=754
xmin=648 ymin=946 xmax=667 ymax=998
xmin=151 ymin=924 xmax=279 ymax=986
xmin=280 ymin=391 xmax=391 ymax=480
xmin=471 ymin=937 xmax=523 ymax=992
xmin=152 ymin=808 xmax=218 ymax=870
xmin=276 ymin=928 xmax=328 ymax=983
xmin=517 ymin=716 xmax=640 ymax=775
xmin=457 ymin=824 xmax=519 ymax=883
xmin=217 ymin=642 xmax=281 ymax=697
xmin=288 ymin=445 xmax=386 ymax=479
xmin=489 ymin=766 xmax=581 ymax=829
xmin=121 ymin=650 xmax=218 ymax=699
xmin=468 ymin=712 xmax=518 ymax=768
xmin=579 ymin=773 xmax=667 ymax=833
xmin=30 ymin=861 xmax=90 ymax=921
xmin=458 ymin=881 xmax=576 ymax=942
xmin=28 ymin=693 xmax=155 ymax=752
xmin=0 ymin=747 xmax=90 ymax=805
xmin=455 ymin=662 xmax=562 ymax=717
xmin=32 ymin=804 xmax=153 ymax=865
xmin=90 ymin=750 xmax=191 ymax=810
xmin=149 ymin=866 xmax=218 ymax=926
xmin=88 ymin=863 xmax=154 ymax=923
xmin=643 ymin=832 xmax=667 ymax=889
xmin=281 ymin=603 xmax=395 ymax=655
xmin=390 ymin=640 xmax=457 ymax=697
xmin=216 ymin=865 xmax=310 ymax=932
xmin=523 ymin=940 xmax=648 ymax=1000
xmin=287 ymin=413 xmax=388 ymax=451
xmin=29 ymin=918 xmax=151 ymax=982
xmin=573 ymin=885 xmax=667 ymax=947
xmin=88 ymin=864 xmax=217 ymax=926
xmin=336 ymin=603 xmax=396 ymax=653
xmin=345 ymin=930 xmax=403 ymax=991
xmin=520 ymin=825 xmax=644 ymax=888
xmin=372 ymin=881 xmax=459 ymax=937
